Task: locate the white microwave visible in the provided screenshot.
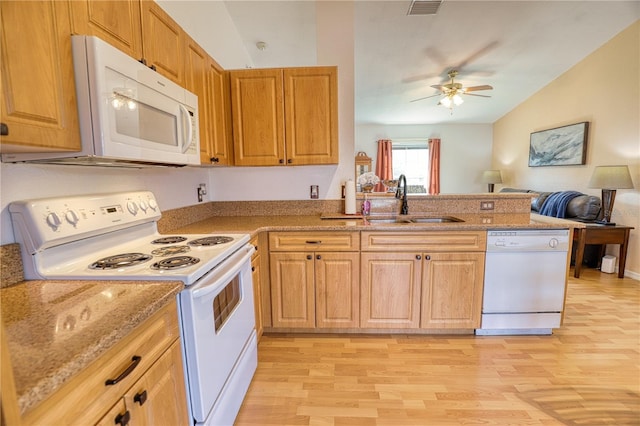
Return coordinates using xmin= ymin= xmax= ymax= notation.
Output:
xmin=2 ymin=35 xmax=200 ymax=167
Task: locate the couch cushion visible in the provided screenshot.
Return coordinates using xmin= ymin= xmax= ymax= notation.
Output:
xmin=530 ymin=192 xmax=552 ymax=212
xmin=566 ymin=195 xmax=601 ymax=220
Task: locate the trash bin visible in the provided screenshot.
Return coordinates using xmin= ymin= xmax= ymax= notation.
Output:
xmin=601 ymin=255 xmax=616 ymax=274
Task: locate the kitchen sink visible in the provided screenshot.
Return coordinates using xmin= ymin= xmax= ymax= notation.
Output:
xmin=408 ymin=216 xmax=464 ymax=223
xmin=365 ymin=215 xmax=464 ymax=224
xmin=365 ymin=218 xmax=413 ymax=224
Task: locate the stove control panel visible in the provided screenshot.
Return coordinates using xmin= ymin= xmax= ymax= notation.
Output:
xmin=9 ymin=191 xmax=161 ymax=253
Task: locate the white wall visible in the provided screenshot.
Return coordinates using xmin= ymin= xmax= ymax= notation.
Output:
xmin=205 ymin=0 xmax=356 ymax=201
xmin=157 ymin=0 xmax=252 ymax=69
xmin=493 ymin=21 xmax=640 ymax=277
xmin=356 ymin=124 xmax=494 ymax=194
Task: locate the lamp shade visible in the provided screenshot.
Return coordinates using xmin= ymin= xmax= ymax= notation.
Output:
xmin=588 ymin=165 xmax=634 ymax=189
xmin=481 ymin=170 xmax=503 ymax=184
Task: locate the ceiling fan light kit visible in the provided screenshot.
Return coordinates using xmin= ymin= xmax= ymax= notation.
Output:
xmin=413 ymin=69 xmax=493 ymax=112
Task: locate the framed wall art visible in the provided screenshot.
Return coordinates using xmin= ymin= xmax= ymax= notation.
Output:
xmin=528 ymin=121 xmax=589 ymax=167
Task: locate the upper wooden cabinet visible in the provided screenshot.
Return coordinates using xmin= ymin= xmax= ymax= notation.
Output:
xmin=68 ymin=0 xmax=143 ymax=59
xmin=229 ymin=66 xmax=338 ymax=166
xmin=283 ymin=67 xmax=339 ymax=165
xmin=184 ymin=35 xmax=210 ymax=163
xmin=0 ymin=0 xmax=82 ymax=153
xmin=204 ymin=57 xmax=233 ymax=165
xmin=70 ymin=1 xmax=183 ymax=85
xmin=185 ymin=34 xmax=232 ymax=166
xmin=139 ymin=0 xmax=185 ymax=85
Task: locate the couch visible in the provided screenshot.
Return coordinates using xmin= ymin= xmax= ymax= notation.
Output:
xmin=500 ymin=188 xmax=602 ymax=220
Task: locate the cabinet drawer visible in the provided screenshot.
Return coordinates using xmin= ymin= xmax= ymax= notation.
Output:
xmin=269 ymin=232 xmax=359 ymax=251
xmin=361 ymin=231 xmax=486 ymax=252
xmin=23 ymin=301 xmax=180 ymax=425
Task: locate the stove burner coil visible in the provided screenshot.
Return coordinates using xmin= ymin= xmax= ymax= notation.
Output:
xmin=188 ymin=236 xmax=234 ymax=246
xmin=152 ymin=236 xmax=188 ymax=244
xmin=89 ymin=253 xmax=152 ymax=270
xmin=151 ymin=256 xmax=200 ymax=270
xmin=151 ymin=245 xmax=191 ymax=256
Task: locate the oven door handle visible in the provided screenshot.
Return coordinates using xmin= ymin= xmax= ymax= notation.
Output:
xmin=190 ymin=246 xmax=254 ymax=300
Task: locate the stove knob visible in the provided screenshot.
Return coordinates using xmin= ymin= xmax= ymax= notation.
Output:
xmin=549 ymin=238 xmax=559 ymax=248
xmin=46 ymin=212 xmax=62 ymax=230
xmin=65 ymin=210 xmax=79 ymax=226
xmin=148 ymin=199 xmax=158 ymax=211
xmin=139 ymin=200 xmax=148 ymax=212
xmin=127 ymin=201 xmax=139 ymax=215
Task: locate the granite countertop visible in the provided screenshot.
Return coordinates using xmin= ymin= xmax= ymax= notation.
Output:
xmin=169 ymin=212 xmax=584 ymax=236
xmin=1 ymin=279 xmax=183 ymax=415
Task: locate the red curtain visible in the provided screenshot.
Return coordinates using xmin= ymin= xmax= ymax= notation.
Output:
xmin=428 ymin=138 xmax=440 ymax=194
xmin=374 ymin=139 xmax=393 ymax=192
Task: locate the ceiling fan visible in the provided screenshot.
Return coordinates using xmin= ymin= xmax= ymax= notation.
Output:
xmin=411 ymin=70 xmax=493 ymax=109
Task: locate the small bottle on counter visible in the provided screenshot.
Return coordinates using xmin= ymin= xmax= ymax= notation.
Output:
xmin=361 ymin=194 xmax=371 ymax=216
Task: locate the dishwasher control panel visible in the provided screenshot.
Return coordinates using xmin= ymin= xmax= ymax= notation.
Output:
xmin=487 ymin=229 xmax=569 ymax=252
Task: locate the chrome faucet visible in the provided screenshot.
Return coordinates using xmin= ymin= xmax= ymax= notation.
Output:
xmin=396 ymin=174 xmax=409 ymax=215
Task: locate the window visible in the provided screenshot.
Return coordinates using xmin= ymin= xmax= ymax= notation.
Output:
xmin=392 ymin=140 xmax=429 ymax=193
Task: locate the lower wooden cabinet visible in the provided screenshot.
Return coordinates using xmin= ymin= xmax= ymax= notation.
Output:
xmin=21 ymin=301 xmax=189 ymax=426
xmin=361 ymin=231 xmax=486 ymax=330
xmin=360 ymin=252 xmax=421 ymax=328
xmin=420 ymin=252 xmax=485 ymax=329
xmin=123 ymin=340 xmax=189 ymax=426
xmin=269 ymin=232 xmax=360 ymax=329
xmin=267 ymin=230 xmax=486 ymax=332
xmin=270 ymin=251 xmax=360 ymax=329
xmin=251 ymin=235 xmax=264 ymax=339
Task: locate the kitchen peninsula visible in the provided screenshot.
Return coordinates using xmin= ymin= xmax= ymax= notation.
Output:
xmin=161 ymin=193 xmax=583 ymax=335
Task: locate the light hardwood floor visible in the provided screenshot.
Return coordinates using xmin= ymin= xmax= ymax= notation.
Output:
xmin=236 ymin=268 xmax=639 ymax=425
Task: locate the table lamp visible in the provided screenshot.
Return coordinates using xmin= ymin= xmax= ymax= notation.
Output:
xmin=481 ymin=170 xmax=502 ymax=193
xmin=588 ymin=165 xmax=634 ymax=225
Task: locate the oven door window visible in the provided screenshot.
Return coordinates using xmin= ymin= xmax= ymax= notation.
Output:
xmin=213 ymin=275 xmax=240 ymax=332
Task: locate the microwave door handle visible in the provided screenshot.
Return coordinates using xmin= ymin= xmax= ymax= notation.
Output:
xmin=178 ymin=104 xmax=193 ymax=154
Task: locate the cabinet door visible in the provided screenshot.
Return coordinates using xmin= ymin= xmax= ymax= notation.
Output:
xmin=315 ymin=252 xmax=359 ymax=328
xmin=360 ymin=252 xmax=421 ymax=329
xmin=270 ymin=252 xmax=315 ymax=328
xmin=0 ymin=0 xmax=81 ymax=152
xmin=230 ymin=68 xmax=285 ymax=166
xmin=125 ymin=341 xmax=189 ymax=426
xmin=184 ymin=35 xmax=211 ymax=165
xmin=205 ymin=58 xmax=233 ymax=165
xmin=251 ymin=252 xmax=264 ymax=339
xmin=283 ymin=67 xmax=338 ymax=165
xmin=68 ymin=0 xmax=143 ymax=60
xmin=139 ymin=0 xmax=184 ymax=85
xmin=420 ymin=252 xmax=485 ymax=329
xmin=96 ymin=399 xmax=129 ymax=426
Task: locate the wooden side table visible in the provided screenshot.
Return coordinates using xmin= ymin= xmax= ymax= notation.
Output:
xmin=573 ymin=224 xmax=634 ymax=278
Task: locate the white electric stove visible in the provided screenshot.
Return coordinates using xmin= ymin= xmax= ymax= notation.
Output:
xmin=9 ymin=191 xmax=257 ymax=426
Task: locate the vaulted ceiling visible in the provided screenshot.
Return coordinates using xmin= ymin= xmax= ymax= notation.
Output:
xmin=224 ymin=1 xmax=639 ymax=125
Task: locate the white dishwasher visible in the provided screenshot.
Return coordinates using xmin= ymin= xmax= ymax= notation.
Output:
xmin=476 ymin=229 xmax=570 ymax=336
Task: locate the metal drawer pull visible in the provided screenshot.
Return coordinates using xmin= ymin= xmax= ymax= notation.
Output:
xmin=305 ymin=240 xmax=322 ymax=244
xmin=105 ymin=356 xmax=141 ymax=386
xmin=134 ymin=390 xmax=148 ymax=406
xmin=115 ymin=410 xmax=130 ymax=426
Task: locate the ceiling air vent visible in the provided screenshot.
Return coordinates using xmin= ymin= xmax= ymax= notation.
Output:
xmin=407 ymin=0 xmax=442 ymax=15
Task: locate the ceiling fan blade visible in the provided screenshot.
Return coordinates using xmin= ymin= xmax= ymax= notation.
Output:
xmin=430 ymin=84 xmax=445 ymax=91
xmin=464 ymin=93 xmax=491 ymax=98
xmin=410 ymin=94 xmax=441 ymax=102
xmin=464 ymin=85 xmax=493 ymax=92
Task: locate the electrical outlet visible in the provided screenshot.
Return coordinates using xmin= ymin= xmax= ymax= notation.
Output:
xmin=197 ymin=183 xmax=207 ymax=202
xmin=480 ymin=201 xmax=495 ymax=210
